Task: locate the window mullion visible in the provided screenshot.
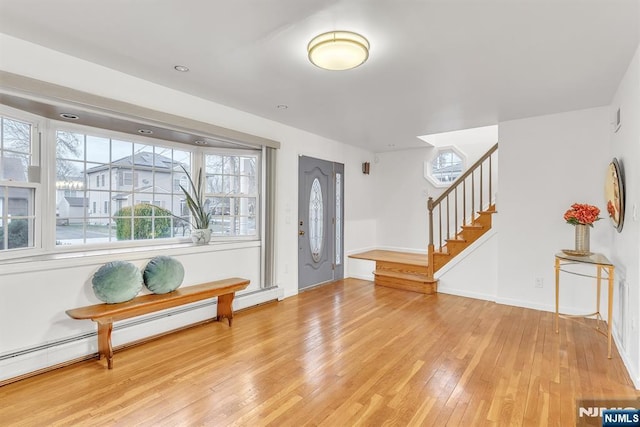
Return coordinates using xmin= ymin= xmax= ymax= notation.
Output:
xmin=41 ymin=123 xmax=57 ymax=252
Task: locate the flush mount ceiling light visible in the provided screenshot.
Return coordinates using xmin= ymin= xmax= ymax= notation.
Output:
xmin=307 ymin=31 xmax=369 ymax=71
xmin=174 ymin=65 xmax=190 ymax=72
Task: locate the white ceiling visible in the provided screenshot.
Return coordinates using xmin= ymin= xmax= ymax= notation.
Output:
xmin=0 ymin=0 xmax=638 ymax=152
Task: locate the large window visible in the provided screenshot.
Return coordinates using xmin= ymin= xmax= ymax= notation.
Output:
xmin=55 ymin=130 xmax=192 ymax=246
xmin=0 ymin=105 xmax=264 ymax=257
xmin=0 ymin=115 xmax=37 ymax=252
xmin=205 ymin=153 xmax=259 ymax=237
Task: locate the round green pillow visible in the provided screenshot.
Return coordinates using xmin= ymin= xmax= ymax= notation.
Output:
xmin=143 ymin=256 xmax=184 ymax=294
xmin=92 ymin=261 xmax=143 ymax=303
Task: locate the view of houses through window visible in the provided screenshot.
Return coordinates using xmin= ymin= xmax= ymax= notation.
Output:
xmin=205 ymin=154 xmax=258 ymax=237
xmin=55 ymin=130 xmax=194 ymax=245
xmin=0 ymin=109 xmax=261 ymax=254
xmin=55 ymin=131 xmax=260 ymax=246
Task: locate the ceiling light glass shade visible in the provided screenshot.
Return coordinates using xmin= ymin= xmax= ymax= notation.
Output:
xmin=308 ymin=31 xmax=369 ymax=71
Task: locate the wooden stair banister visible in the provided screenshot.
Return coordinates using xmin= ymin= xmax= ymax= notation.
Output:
xmin=428 ymin=143 xmax=498 ymax=276
xmin=349 ymin=143 xmax=498 ymax=295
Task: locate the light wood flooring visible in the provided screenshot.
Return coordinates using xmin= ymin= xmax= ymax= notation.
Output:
xmin=1 ymin=278 xmax=637 ymax=426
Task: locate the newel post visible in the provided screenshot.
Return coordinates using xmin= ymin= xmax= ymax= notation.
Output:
xmin=427 ymin=197 xmax=435 ymax=278
xmin=427 ymin=197 xmax=434 ymax=246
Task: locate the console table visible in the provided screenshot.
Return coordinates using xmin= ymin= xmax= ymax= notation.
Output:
xmin=554 ymin=252 xmax=614 ymax=358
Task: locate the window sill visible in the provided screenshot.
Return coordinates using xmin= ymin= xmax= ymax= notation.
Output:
xmin=0 ymin=240 xmax=261 ymax=276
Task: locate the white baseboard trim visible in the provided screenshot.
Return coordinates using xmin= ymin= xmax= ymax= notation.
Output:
xmin=0 ymin=287 xmax=279 ymax=384
xmin=345 ymin=246 xmax=378 ymax=255
xmin=437 ymin=287 xmax=496 ymax=302
xmin=376 ymin=246 xmax=427 ymax=254
xmin=613 ymin=329 xmax=640 ymax=389
xmin=494 ymin=297 xmax=555 ymax=313
xmin=494 ymin=296 xmax=610 ymax=317
xmin=349 ymin=273 xmax=375 ymax=281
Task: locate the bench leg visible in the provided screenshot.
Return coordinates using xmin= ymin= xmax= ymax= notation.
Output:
xmin=216 ymin=293 xmax=235 ymax=326
xmin=97 ymin=322 xmax=114 ymax=369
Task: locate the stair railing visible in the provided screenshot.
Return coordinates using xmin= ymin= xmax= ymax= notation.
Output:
xmin=427 ymin=143 xmax=498 ymax=276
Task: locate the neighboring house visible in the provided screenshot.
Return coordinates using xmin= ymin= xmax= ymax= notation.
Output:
xmin=85 ymin=152 xmax=185 ymax=224
xmin=1 ymin=157 xmax=31 ymax=220
xmin=57 ymin=196 xmax=88 ymax=224
xmin=1 ymin=156 xmax=27 ymax=181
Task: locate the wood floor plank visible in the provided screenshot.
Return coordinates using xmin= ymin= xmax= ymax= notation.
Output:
xmin=1 ymin=278 xmax=637 ymax=426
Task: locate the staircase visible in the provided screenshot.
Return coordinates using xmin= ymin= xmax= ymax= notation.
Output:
xmin=350 ymin=143 xmax=498 ymax=294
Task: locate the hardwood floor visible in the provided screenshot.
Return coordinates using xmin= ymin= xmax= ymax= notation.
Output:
xmin=1 ymin=278 xmax=637 ymax=426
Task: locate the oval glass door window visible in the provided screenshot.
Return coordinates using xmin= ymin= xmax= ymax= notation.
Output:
xmin=309 ymin=178 xmax=323 ymax=262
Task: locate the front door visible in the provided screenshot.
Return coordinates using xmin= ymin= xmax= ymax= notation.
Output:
xmin=298 ymin=156 xmax=344 ymax=290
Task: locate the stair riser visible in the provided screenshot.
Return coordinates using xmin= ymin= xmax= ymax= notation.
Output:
xmin=376 ymin=260 xmax=429 ymax=275
xmin=460 ymin=227 xmax=486 ymax=242
xmin=432 ymin=208 xmax=496 ymax=273
xmin=374 ymin=275 xmax=437 ymax=294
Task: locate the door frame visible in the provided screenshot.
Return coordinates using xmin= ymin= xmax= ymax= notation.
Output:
xmin=298 ymin=155 xmax=344 ymax=290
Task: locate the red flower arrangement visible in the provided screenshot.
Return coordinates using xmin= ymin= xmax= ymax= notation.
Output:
xmin=564 ymin=203 xmax=601 ymax=227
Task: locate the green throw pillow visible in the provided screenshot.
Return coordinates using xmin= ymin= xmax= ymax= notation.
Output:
xmin=143 ymin=256 xmax=185 ymax=294
xmin=92 ymin=261 xmax=143 ymax=304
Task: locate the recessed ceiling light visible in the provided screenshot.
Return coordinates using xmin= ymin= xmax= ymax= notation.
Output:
xmin=194 ymin=140 xmax=208 ymax=145
xmin=137 ymin=129 xmax=153 ymax=135
xmin=276 ymin=104 xmax=288 ymax=109
xmin=60 ymin=113 xmax=79 ymax=120
xmin=174 ymin=65 xmax=190 ymax=72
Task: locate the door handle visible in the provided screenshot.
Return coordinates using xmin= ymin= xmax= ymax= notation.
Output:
xmin=299 ymin=230 xmax=305 ymax=236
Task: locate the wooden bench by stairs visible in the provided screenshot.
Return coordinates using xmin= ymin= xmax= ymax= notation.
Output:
xmin=66 ymin=277 xmax=250 ymax=369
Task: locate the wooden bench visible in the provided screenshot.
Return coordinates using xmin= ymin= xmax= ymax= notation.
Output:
xmin=66 ymin=277 xmax=250 ymax=369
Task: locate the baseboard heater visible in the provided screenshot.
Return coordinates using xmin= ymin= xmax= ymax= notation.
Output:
xmin=0 ymin=299 xmax=218 ymax=361
xmin=1 ymin=287 xmax=278 ymax=362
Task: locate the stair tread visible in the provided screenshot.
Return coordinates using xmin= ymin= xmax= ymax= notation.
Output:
xmin=433 ymin=251 xmax=451 ymax=257
xmin=446 ymin=238 xmax=467 ymax=243
xmin=349 ymin=250 xmax=428 ymax=267
xmin=374 ymin=270 xmax=431 ymax=281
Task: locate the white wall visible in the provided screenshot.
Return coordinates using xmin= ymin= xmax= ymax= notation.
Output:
xmin=0 ymin=35 xmax=377 ymax=381
xmin=0 ymin=243 xmax=264 ymax=380
xmin=609 ymin=43 xmax=640 ymax=386
xmin=373 ymin=140 xmax=496 ymax=251
xmin=436 ymin=230 xmax=498 ymax=300
xmin=497 ymin=107 xmax=612 ymax=314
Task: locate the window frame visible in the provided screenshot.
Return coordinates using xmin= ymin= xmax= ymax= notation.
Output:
xmin=52 ymin=124 xmax=200 ymax=249
xmin=424 ymin=145 xmax=467 ymax=188
xmin=0 ymin=105 xmax=264 ymax=260
xmin=203 ymin=149 xmax=261 ymax=241
xmin=0 ymin=108 xmax=43 ymax=258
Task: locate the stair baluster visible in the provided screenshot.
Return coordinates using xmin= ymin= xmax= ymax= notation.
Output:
xmin=428 ymin=143 xmax=498 ymax=276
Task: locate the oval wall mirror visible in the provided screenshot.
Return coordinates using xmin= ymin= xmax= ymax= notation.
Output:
xmin=605 ymin=158 xmax=625 ymax=232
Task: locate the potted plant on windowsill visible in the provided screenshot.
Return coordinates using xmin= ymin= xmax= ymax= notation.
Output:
xmin=179 ymin=165 xmax=211 ymax=244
